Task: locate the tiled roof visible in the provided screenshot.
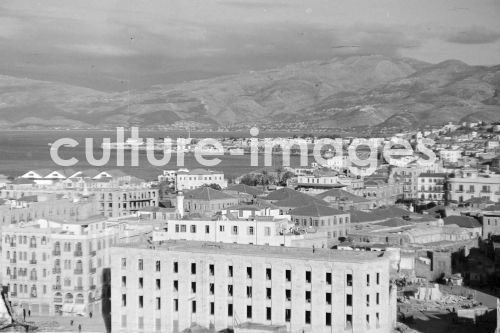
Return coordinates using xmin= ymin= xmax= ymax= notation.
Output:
xmin=316 ymin=188 xmax=369 ymax=203
xmin=443 ymin=216 xmax=481 ymax=228
xmin=225 ymin=184 xmax=264 ymax=196
xmin=184 ymin=187 xmax=236 ymax=201
xmin=290 ymin=203 xmax=345 ymax=217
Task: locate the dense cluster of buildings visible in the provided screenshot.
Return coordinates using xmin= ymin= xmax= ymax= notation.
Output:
xmin=2 ymin=121 xmax=500 ymax=331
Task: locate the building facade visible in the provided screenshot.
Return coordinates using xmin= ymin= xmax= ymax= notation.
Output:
xmin=417 ymin=173 xmax=448 ymax=205
xmin=1 ymin=217 xmax=120 ymax=316
xmin=111 ymin=241 xmax=396 ymax=333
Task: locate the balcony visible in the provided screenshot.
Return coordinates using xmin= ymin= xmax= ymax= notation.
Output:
xmin=29 ymin=260 xmax=37 ymax=265
xmin=10 ymin=292 xmax=17 ymax=297
xmin=10 ymin=275 xmax=17 ymax=280
xmin=89 ymin=250 xmax=96 ymax=256
xmin=74 ymin=286 xmax=84 ymax=291
xmin=52 ymin=250 xmax=61 ymax=256
xmin=9 ymin=243 xmax=16 ymax=248
xmin=9 ymin=259 xmax=16 ymax=264
xmin=53 ymin=267 xmax=61 ymax=274
xmin=74 ymin=269 xmax=83 ymax=275
xmin=89 ymin=267 xmax=97 ymax=274
xmin=90 ymin=285 xmax=96 ymax=290
xmin=52 ymin=285 xmax=62 ymax=291
xmin=74 ymin=251 xmax=83 ymax=257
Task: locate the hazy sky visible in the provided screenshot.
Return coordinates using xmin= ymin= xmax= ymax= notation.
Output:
xmin=1 ymin=0 xmax=499 ymax=91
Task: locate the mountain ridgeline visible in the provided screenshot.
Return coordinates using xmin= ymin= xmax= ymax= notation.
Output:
xmin=0 ymin=55 xmax=499 ymax=129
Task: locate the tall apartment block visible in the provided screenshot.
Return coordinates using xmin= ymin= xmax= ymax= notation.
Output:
xmin=111 ymin=241 xmax=396 ymax=333
xmin=1 ymin=216 xmax=120 ymax=316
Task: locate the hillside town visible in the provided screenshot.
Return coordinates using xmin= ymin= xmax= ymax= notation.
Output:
xmin=0 ymin=121 xmax=499 ymax=332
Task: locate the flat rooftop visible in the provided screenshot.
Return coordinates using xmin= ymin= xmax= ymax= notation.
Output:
xmin=116 ymin=240 xmax=386 ymax=263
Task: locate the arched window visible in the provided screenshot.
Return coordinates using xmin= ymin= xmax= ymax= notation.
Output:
xmin=75 ymin=293 xmax=84 ymax=304
xmin=64 ymin=293 xmax=74 ymax=303
xmin=41 ymin=236 xmax=47 ymax=245
xmin=30 ymin=236 xmax=36 ymax=248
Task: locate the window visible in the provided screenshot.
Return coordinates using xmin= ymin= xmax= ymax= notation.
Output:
xmin=173 ymin=262 xmax=178 ymax=273
xmin=205 ymin=225 xmax=210 ymax=234
xmin=366 ymin=274 xmax=370 ymax=286
xmin=156 ymin=279 xmax=161 ymax=290
xmin=228 ymin=285 xmax=233 ymax=296
xmin=247 ymin=267 xmax=252 ymax=279
xmin=232 ymin=226 xmax=238 ymax=235
xmin=346 ymin=314 xmax=353 ymax=328
xmin=305 ymin=311 xmax=311 ymax=324
xmin=376 ymin=292 xmax=380 ymax=305
xmin=138 ymin=259 xmax=143 ymax=271
xmin=376 ymin=272 xmax=380 ymax=285
xmin=346 ymin=294 xmax=352 ymax=306
xmin=305 ymin=291 xmax=311 ymax=303
xmin=191 ymin=282 xmax=196 ymax=293
xmin=121 ymin=294 xmax=126 ymax=307
xmin=210 ymin=302 xmax=215 ymax=315
xmin=326 ymin=292 xmax=331 ymax=305
xmin=138 ymin=277 xmax=143 ymax=289
xmin=346 ymin=273 xmax=352 ymax=286
xmin=305 ymin=270 xmax=311 ymax=283
xmin=285 ymin=269 xmax=291 ymax=282
xmin=285 ymin=289 xmax=291 ymax=301
xmin=121 ymin=276 xmax=126 ymax=288
xmin=246 ymin=305 xmax=252 ymax=319
xmin=191 ymin=263 xmax=196 ymax=274
xmin=266 ymin=288 xmax=271 ymax=300
xmin=209 ymin=264 xmax=214 ymax=276
xmin=192 ymin=300 xmax=196 ymax=313
xmin=228 ymin=304 xmax=233 ymax=316
xmin=366 ymin=294 xmax=370 ymax=307
xmin=326 ymin=312 xmax=332 ymax=326
xmin=228 ymin=265 xmax=233 ymax=277
xmin=173 ymin=280 xmax=178 ymax=292
xmin=248 ymin=226 xmax=254 ymax=235
xmin=266 ymin=307 xmax=272 ymax=320
xmin=265 ymin=227 xmax=271 ymax=236
xmin=173 ymin=299 xmax=178 ymax=311
xmin=246 ymin=286 xmax=252 ymax=298
xmin=156 ymin=261 xmax=161 ymax=272
xmin=209 ymin=283 xmax=214 ymax=295
xmin=138 ymin=296 xmax=143 ymax=308
xmin=190 ymin=225 xmax=196 ymax=233
xmin=121 ymin=258 xmax=126 ymax=269
xmin=366 ymin=314 xmax=370 ymax=327
xmin=285 ymin=309 xmax=291 ymax=322
xmin=180 ymin=225 xmax=186 ymax=232
xmin=156 ymin=297 xmax=161 ymax=310
xmin=326 ymin=272 xmax=332 ymax=285
xmin=266 ymin=268 xmax=272 ymax=280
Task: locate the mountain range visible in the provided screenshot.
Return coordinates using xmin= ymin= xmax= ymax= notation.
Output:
xmin=0 ymin=55 xmax=499 ymax=129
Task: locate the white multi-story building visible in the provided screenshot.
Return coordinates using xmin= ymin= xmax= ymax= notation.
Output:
xmin=111 ymin=240 xmax=396 ymax=333
xmin=176 ymin=169 xmax=227 ymax=190
xmin=439 ymin=149 xmax=462 ymax=163
xmin=1 ymin=216 xmax=120 ymax=316
xmin=448 ymin=170 xmax=500 ymax=203
xmin=417 ymin=173 xmax=448 ymax=205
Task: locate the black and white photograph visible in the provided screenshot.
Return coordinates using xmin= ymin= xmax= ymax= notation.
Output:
xmin=0 ymin=0 xmax=500 ymax=332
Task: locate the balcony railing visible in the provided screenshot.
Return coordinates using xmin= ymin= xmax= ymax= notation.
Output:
xmin=74 ymin=269 xmax=83 ymax=275
xmin=9 ymin=259 xmax=16 ymax=264
xmin=89 ymin=250 xmax=96 ymax=256
xmin=74 ymin=251 xmax=83 ymax=257
xmin=52 ymin=285 xmax=62 ymax=291
xmin=29 ymin=260 xmax=37 ymax=265
xmin=53 ymin=268 xmax=61 ymax=274
xmin=10 ymin=275 xmax=17 ymax=280
xmin=89 ymin=267 xmax=96 ymax=274
xmin=52 ymin=250 xmax=61 ymax=256
xmin=90 ymin=285 xmax=96 ymax=290
xmin=74 ymin=286 xmax=84 ymax=291
xmin=10 ymin=292 xmax=17 ymax=297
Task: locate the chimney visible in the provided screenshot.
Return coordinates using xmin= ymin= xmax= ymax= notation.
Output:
xmin=176 ymin=191 xmax=184 ymax=218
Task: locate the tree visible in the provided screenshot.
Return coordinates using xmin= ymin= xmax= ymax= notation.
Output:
xmin=202 ymin=183 xmax=222 ymax=191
